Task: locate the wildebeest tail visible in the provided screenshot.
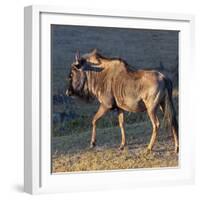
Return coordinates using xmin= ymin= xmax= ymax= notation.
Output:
xmin=163 ymin=78 xmax=178 ymax=137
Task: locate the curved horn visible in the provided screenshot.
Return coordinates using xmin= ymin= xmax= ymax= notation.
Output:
xmin=91 ymin=48 xmax=97 ymax=54
xmin=82 ymin=62 xmax=104 ymax=72
xmin=75 ymin=49 xmax=80 ymax=62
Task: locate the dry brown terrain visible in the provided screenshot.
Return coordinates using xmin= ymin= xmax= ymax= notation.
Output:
xmin=52 ymin=122 xmax=178 ymax=173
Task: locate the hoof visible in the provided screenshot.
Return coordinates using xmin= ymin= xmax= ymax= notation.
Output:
xmin=90 ymin=142 xmax=96 ymax=149
xmin=118 ymin=145 xmax=125 ymax=151
xmin=174 ymin=146 xmax=179 ymax=153
xmin=144 ymin=148 xmax=152 ymax=155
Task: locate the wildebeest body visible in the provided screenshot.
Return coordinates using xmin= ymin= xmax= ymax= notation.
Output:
xmin=66 ymin=49 xmax=179 ymax=153
xmin=85 ymin=59 xmax=165 ymax=113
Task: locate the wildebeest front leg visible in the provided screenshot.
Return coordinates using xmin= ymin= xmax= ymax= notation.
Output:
xmin=90 ymin=104 xmax=109 ymax=148
xmin=118 ymin=109 xmax=126 ymax=150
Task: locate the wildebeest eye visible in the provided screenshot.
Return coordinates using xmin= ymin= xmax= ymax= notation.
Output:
xmin=75 ymin=58 xmax=86 ymax=68
xmin=79 ymin=59 xmax=85 ymax=65
xmin=71 ymin=58 xmax=86 ymax=70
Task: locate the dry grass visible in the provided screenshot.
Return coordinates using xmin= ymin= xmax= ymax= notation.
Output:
xmin=52 ymin=122 xmax=178 ymax=173
xmin=52 ymin=147 xmax=178 ymax=173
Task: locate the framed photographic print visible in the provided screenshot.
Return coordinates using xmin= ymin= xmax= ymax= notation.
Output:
xmin=24 ymin=5 xmax=195 ymax=194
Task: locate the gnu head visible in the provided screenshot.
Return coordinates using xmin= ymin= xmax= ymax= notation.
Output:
xmin=66 ymin=50 xmax=87 ymax=96
xmin=66 ymin=49 xmax=104 ymax=96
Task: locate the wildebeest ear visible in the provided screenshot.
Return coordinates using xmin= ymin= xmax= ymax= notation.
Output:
xmin=75 ymin=49 xmax=80 ymax=62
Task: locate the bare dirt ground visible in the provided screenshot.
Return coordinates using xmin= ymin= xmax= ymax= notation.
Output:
xmin=52 ymin=122 xmax=178 ymax=173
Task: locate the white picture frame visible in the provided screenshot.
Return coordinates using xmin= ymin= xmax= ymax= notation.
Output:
xmin=24 ymin=5 xmax=195 ymax=194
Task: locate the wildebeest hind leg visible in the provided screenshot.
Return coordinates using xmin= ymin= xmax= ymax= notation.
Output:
xmin=118 ymin=109 xmax=126 ymax=150
xmin=147 ymin=108 xmax=160 ymax=152
xmin=160 ymin=100 xmax=179 ymax=153
xmin=90 ymin=104 xmax=109 ymax=148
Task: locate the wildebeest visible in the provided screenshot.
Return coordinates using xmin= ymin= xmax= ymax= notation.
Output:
xmin=66 ymin=49 xmax=179 ymax=153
